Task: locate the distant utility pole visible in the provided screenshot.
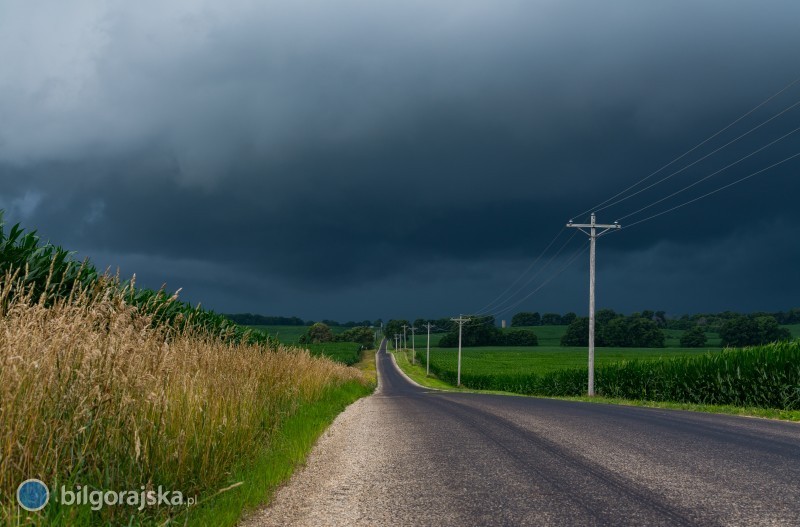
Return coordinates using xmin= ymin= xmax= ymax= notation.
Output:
xmin=424 ymin=323 xmax=433 ymax=376
xmin=394 ymin=334 xmax=400 ymax=352
xmin=409 ymin=325 xmax=417 ymax=364
xmin=402 ymin=324 xmax=408 ymax=351
xmin=450 ymin=315 xmax=470 ymax=386
xmin=567 ymin=212 xmax=621 ymax=397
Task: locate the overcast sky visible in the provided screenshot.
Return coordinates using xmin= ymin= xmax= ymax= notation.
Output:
xmin=2 ymin=0 xmax=799 ymax=322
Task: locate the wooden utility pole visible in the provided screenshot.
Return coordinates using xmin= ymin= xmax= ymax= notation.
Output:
xmin=450 ymin=315 xmax=470 ymax=386
xmin=409 ymin=325 xmax=417 ymax=364
xmin=424 ymin=323 xmax=433 ymax=376
xmin=567 ymin=213 xmax=621 ymax=396
xmin=401 ymin=324 xmax=408 ymax=351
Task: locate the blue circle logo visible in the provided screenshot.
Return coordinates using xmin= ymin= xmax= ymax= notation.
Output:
xmin=17 ymin=479 xmax=49 ymax=512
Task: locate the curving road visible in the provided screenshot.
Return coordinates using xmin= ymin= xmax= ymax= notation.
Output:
xmin=244 ymin=340 xmax=800 ymax=526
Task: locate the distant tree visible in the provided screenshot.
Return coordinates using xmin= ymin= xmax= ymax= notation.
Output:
xmin=561 ymin=317 xmax=589 ymax=346
xmin=439 ymin=316 xmax=501 ymax=347
xmin=680 ymin=326 xmax=707 ymax=348
xmin=541 ymin=313 xmax=563 ymax=325
xmin=305 ymin=322 xmax=334 ymax=343
xmin=499 ymin=329 xmax=538 ymax=346
xmin=384 ymin=319 xmax=409 ymax=341
xmin=561 ymin=314 xmax=664 ymax=347
xmin=755 ymin=316 xmax=792 ymax=344
xmin=719 ymin=316 xmax=757 ymax=347
xmin=603 ymin=317 xmax=664 ymax=347
xmin=224 ymin=314 xmax=306 ymax=326
xmin=595 ymin=309 xmax=618 ymax=326
xmin=511 ymin=312 xmax=541 ymax=326
xmin=562 ymin=312 xmax=578 ymax=325
xmin=337 ymin=326 xmax=375 ymax=348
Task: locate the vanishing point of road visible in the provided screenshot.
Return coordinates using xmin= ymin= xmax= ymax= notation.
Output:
xmin=243 ymin=340 xmax=800 ymax=526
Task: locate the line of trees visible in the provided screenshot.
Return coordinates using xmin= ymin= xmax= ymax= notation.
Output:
xmin=561 ymin=310 xmax=665 ymax=348
xmin=225 ymin=313 xmax=381 ymax=328
xmin=438 ymin=316 xmax=538 ymax=348
xmin=511 ymin=312 xmax=578 ymax=327
xmin=297 ymin=322 xmax=375 ymax=348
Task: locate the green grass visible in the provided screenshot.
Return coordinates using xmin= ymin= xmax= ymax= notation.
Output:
xmin=303 ymin=342 xmax=364 ymax=366
xmin=246 ymin=325 xmax=350 ymax=344
xmin=420 ymin=345 xmax=721 ymax=377
xmin=182 ymin=380 xmax=373 ymax=527
xmin=392 ymin=349 xmax=469 ymax=391
xmin=416 ymin=340 xmax=800 ymax=410
xmin=244 ymin=325 xmax=365 ymax=365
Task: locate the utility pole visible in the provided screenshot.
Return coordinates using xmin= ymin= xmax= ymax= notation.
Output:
xmin=450 ymin=315 xmax=470 ymax=386
xmin=409 ymin=325 xmax=417 ymax=364
xmin=401 ymin=324 xmax=408 ymax=351
xmin=394 ymin=334 xmax=400 ymax=352
xmin=424 ymin=323 xmax=433 ymax=376
xmin=567 ymin=213 xmax=621 ymax=396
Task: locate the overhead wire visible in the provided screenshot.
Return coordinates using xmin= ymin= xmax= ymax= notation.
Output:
xmin=474 ymin=230 xmax=579 ymax=316
xmin=488 ymin=241 xmax=591 ymax=320
xmin=472 ymin=228 xmax=566 ymax=315
xmin=624 ymin=151 xmax=800 ymax=229
xmin=595 ymin=98 xmax=800 ymax=216
xmin=617 ymin=124 xmax=800 ymax=223
xmin=571 ymin=76 xmax=800 ymax=219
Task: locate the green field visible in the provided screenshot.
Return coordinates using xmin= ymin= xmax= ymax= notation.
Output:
xmin=246 ymin=325 xmax=369 ymax=365
xmin=417 ymin=345 xmax=721 ymax=377
xmin=405 ymin=323 xmax=800 ymax=410
xmin=407 ymin=322 xmax=797 ymax=383
xmin=246 ymin=324 xmax=351 ymax=344
xmin=407 ymin=325 xmax=720 ymax=377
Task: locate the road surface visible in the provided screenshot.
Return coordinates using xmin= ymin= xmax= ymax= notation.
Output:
xmin=243 ymin=340 xmax=800 ymax=526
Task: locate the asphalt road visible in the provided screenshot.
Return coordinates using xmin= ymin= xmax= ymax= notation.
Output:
xmin=246 ymin=340 xmax=800 ymax=526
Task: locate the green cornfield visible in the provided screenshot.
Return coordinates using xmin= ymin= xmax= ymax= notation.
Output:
xmin=420 ymin=340 xmax=800 ymax=409
xmin=0 ymin=212 xmax=269 ymax=346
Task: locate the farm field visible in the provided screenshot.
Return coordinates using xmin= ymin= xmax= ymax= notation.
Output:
xmin=245 ymin=324 xmax=351 ymax=344
xmin=246 ymin=325 xmax=371 ymax=365
xmin=416 ymin=345 xmax=722 ymax=377
xmin=407 ymin=322 xmax=798 ymax=380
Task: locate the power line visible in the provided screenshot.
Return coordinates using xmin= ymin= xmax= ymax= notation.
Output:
xmin=489 ymin=240 xmax=590 ymax=320
xmin=572 ymin=76 xmax=800 ymax=219
xmin=472 ymin=228 xmax=566 ymax=314
xmin=624 ymin=151 xmax=800 ymax=229
xmin=595 ymin=97 xmax=800 ymax=215
xmin=617 ymin=124 xmax=800 ymax=223
xmin=475 ymin=230 xmax=580 ymax=316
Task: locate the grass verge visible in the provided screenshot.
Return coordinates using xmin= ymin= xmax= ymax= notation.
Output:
xmin=187 ymin=381 xmax=374 ymax=527
xmin=391 ymin=349 xmax=800 ymax=422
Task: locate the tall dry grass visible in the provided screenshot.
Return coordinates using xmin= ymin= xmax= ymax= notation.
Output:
xmin=0 ymin=270 xmax=365 ymax=523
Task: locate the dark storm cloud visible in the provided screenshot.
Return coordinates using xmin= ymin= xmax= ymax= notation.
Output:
xmin=1 ymin=0 xmax=800 ymax=319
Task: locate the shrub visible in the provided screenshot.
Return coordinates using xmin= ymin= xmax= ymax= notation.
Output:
xmin=680 ymin=326 xmax=707 ymax=347
xmin=719 ymin=315 xmax=792 ymax=347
